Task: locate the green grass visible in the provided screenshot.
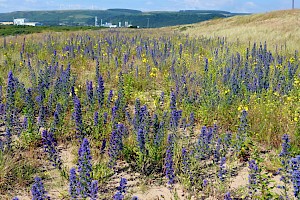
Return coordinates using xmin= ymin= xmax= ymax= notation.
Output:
xmin=0 ymin=25 xmax=106 ymax=37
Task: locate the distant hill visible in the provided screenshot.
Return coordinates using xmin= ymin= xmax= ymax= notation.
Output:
xmin=0 ymin=9 xmax=246 ymax=28
xmin=174 ymin=9 xmax=300 ymax=51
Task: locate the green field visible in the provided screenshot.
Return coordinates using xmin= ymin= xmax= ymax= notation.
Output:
xmin=0 ymin=25 xmax=106 ymax=36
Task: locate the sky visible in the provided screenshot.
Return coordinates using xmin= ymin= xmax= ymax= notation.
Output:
xmin=0 ymin=0 xmax=297 ymax=13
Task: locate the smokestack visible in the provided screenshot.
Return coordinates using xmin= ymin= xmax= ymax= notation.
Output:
xmin=293 ymin=0 xmax=295 ymax=9
xmin=95 ymin=16 xmax=98 ymax=27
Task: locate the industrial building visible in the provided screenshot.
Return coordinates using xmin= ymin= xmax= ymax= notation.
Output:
xmin=0 ymin=22 xmax=13 ymax=25
xmin=13 ymin=18 xmax=42 ymax=26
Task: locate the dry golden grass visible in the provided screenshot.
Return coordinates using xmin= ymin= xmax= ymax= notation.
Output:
xmin=172 ymin=9 xmax=300 ymax=52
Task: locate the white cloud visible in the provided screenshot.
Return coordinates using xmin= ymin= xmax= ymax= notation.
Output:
xmin=180 ymin=0 xmax=235 ymax=9
xmin=245 ymin=1 xmax=256 ymax=7
xmin=0 ymin=0 xmax=7 ymax=4
xmin=233 ymin=1 xmax=258 ymax=13
xmin=146 ymin=1 xmax=153 ymax=5
xmin=0 ymin=0 xmax=8 ymax=10
xmin=25 ymin=0 xmax=37 ymax=3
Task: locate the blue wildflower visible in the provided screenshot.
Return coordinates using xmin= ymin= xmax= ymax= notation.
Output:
xmin=197 ymin=126 xmax=212 ymax=160
xmin=170 ymin=110 xmax=181 ymax=131
xmin=182 ymin=147 xmax=189 ymax=174
xmin=103 ymin=112 xmax=108 ymax=125
xmin=107 ymin=90 xmax=114 ymax=108
xmin=248 ymin=159 xmax=259 ymax=197
xmin=237 ymin=110 xmax=248 ymax=151
xmin=165 ymin=134 xmax=175 ymax=185
xmin=108 ymin=130 xmax=123 ymax=168
xmin=38 ymin=106 xmax=46 ymax=127
xmin=25 ymin=88 xmax=35 ymax=128
xmin=69 ymin=167 xmax=79 ymax=199
xmin=218 ymin=157 xmax=226 ymax=182
xmin=5 ymin=71 xmax=16 ymax=148
xmin=224 ymin=132 xmax=232 ymax=150
xmin=279 ymin=134 xmax=290 ymax=158
xmin=31 ymin=177 xmax=50 ymax=200
xmin=111 ymin=106 xmax=118 ymax=125
xmin=214 ymin=138 xmax=222 ymax=163
xmin=125 ymin=111 xmax=132 ymax=125
xmin=170 ymin=91 xmax=176 ymax=111
xmin=113 ymin=178 xmax=127 ymax=200
xmin=113 ymin=192 xmax=123 ymax=200
xmin=292 ymin=170 xmax=300 ymax=198
xmin=78 ymin=138 xmax=92 ymax=198
xmin=97 ymin=75 xmax=105 ymax=108
xmin=119 ymin=177 xmax=127 ymax=193
xmin=42 ymin=130 xmax=62 ymax=169
xmin=137 ymin=128 xmax=145 ymax=153
xmin=100 ymin=139 xmax=106 ymax=154
xmin=53 ymin=110 xmax=59 ymax=128
xmin=94 ymin=111 xmax=99 ymax=126
xmin=154 ymin=120 xmax=165 ymax=147
xmin=278 ymin=134 xmax=291 ymax=198
xmin=73 ymin=96 xmax=83 ymax=140
xmin=188 ymin=112 xmax=195 ymax=131
xmin=90 ymin=180 xmax=98 ymax=200
xmin=203 ymin=179 xmax=208 ymax=187
xmin=224 ymin=192 xmax=232 ymax=200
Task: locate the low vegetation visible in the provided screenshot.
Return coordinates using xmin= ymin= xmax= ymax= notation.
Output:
xmin=0 ymin=25 xmax=105 ymax=37
xmin=0 ymin=10 xmax=300 ymax=200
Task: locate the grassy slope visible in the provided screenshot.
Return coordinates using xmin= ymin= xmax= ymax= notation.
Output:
xmin=174 ymin=9 xmax=300 ymax=51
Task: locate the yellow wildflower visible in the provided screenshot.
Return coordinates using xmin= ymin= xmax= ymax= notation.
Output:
xmin=142 ymin=58 xmax=148 ymax=63
xmin=150 ymin=72 xmax=156 ymax=78
xmin=73 ymin=87 xmax=79 ymax=96
xmin=224 ymin=89 xmax=230 ymax=95
xmin=238 ymin=105 xmax=248 ymax=112
xmin=294 ymin=117 xmax=298 ymax=122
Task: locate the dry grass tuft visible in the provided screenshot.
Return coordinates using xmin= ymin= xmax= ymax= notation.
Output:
xmin=172 ymin=9 xmax=300 ymax=52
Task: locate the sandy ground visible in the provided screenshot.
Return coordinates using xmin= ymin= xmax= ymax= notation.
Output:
xmin=5 ymin=142 xmax=295 ymax=200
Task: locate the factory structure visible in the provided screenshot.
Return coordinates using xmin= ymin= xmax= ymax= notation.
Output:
xmin=94 ymin=16 xmax=137 ymax=28
xmin=0 ymin=18 xmax=42 ymax=26
xmin=0 ymin=21 xmax=13 ymax=25
xmin=13 ymin=18 xmax=42 ymax=26
xmin=0 ymin=16 xmax=137 ymax=28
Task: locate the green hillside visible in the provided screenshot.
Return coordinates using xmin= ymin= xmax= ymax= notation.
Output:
xmin=0 ymin=9 xmax=246 ymax=27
